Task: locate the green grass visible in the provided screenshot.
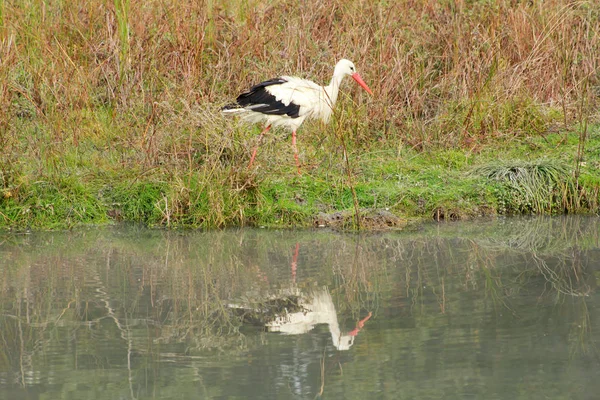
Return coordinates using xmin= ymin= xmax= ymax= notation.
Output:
xmin=1 ymin=127 xmax=598 ymax=230
xmin=473 ymin=159 xmax=577 ymax=214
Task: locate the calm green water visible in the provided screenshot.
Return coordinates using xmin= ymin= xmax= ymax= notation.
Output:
xmin=1 ymin=216 xmax=599 ymax=399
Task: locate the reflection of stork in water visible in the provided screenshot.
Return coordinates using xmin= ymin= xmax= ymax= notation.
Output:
xmin=266 ymin=287 xmax=372 ymax=351
xmin=233 ymin=243 xmax=372 ymax=350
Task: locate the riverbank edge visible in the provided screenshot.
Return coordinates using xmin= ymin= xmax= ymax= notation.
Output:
xmin=1 ymin=131 xmax=599 ymax=231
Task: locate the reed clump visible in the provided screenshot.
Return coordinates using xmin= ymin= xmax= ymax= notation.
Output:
xmin=0 ymin=0 xmax=599 ymax=228
xmin=474 ymin=159 xmax=579 ymax=214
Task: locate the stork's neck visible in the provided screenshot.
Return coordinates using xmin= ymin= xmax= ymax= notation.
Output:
xmin=324 ymin=70 xmax=346 ymax=107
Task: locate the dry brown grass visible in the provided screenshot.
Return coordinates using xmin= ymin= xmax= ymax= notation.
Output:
xmin=4 ymin=1 xmax=599 ymax=145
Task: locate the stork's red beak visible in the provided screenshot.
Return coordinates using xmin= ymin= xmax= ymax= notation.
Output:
xmin=351 ymin=72 xmax=373 ymax=95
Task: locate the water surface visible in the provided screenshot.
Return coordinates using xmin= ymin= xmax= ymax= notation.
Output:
xmin=1 ymin=216 xmax=599 ymax=399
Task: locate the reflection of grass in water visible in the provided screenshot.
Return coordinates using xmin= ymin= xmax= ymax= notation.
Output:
xmin=480 ymin=256 xmax=516 ymax=316
xmin=0 ymin=228 xmax=388 ymax=357
xmin=449 ymin=217 xmax=597 ymax=357
xmin=0 ymin=260 xmax=81 ymax=383
xmin=0 ymin=219 xmax=597 ymax=371
xmin=428 ymin=215 xmax=597 ymax=261
xmin=568 ymin=299 xmax=597 ymax=358
xmin=463 ymin=217 xmax=596 ymax=299
xmin=329 ymin=235 xmax=386 ymax=319
xmin=0 ymin=232 xmax=250 ymax=360
xmin=531 ymin=253 xmax=592 ymax=298
xmin=390 ymin=217 xmax=597 ymax=356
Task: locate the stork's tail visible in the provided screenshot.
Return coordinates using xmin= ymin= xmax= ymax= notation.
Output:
xmin=222 ymin=103 xmax=244 ymax=114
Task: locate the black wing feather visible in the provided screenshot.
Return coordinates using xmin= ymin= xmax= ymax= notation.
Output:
xmin=234 ymin=78 xmax=301 ymax=118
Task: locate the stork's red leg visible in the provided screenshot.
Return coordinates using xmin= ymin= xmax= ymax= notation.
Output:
xmin=248 ymin=125 xmax=271 ymax=169
xmin=290 ymin=242 xmax=299 ymax=283
xmin=292 ymin=130 xmax=301 ymax=175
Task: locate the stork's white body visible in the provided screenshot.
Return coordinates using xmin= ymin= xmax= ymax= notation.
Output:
xmin=222 ymin=62 xmax=352 ymax=130
xmin=222 ymin=59 xmax=372 ymax=172
xmin=228 ymin=77 xmax=331 ymax=129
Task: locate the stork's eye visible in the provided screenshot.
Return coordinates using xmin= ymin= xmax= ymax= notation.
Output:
xmin=350 ymin=66 xmax=355 ymax=71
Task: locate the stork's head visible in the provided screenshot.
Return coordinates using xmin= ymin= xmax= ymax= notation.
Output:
xmin=335 ymin=59 xmax=373 ymax=95
xmin=335 ymin=335 xmax=355 ymax=351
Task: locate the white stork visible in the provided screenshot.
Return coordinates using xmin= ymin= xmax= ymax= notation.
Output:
xmin=222 ymin=59 xmax=373 ymax=174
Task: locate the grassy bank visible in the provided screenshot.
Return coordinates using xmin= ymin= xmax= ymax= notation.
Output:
xmin=0 ymin=0 xmax=599 ymax=229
